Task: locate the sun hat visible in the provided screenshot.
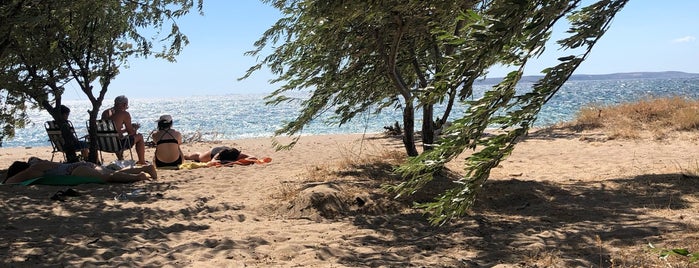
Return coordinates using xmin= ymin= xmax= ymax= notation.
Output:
xmin=157 ymin=114 xmax=173 ymax=123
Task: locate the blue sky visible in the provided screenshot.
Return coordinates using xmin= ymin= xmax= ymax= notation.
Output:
xmin=63 ymin=0 xmax=699 ymax=100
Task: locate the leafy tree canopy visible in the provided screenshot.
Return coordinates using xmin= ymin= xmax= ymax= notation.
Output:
xmin=245 ymin=0 xmax=628 ymax=224
xmin=0 ymin=0 xmax=202 ymax=161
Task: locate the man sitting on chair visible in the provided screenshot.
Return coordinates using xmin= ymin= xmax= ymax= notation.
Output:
xmin=101 ymin=95 xmax=147 ymax=165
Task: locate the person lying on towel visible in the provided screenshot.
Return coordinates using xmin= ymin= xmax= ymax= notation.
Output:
xmin=184 ymin=146 xmax=248 ymax=163
xmin=2 ymin=157 xmax=157 ymax=184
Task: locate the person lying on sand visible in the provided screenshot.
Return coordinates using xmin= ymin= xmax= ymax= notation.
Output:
xmin=2 ymin=157 xmax=157 ymax=184
xmin=179 ymin=146 xmax=271 ymax=169
xmin=184 ymin=146 xmax=248 ymax=163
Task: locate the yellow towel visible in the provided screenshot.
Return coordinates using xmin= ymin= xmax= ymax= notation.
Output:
xmin=178 ymin=162 xmax=210 ymax=170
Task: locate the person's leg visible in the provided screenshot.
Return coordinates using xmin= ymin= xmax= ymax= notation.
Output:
xmin=134 ymin=133 xmax=146 ymax=165
xmin=184 ymin=152 xmax=202 ymax=161
xmin=117 ymin=164 xmax=157 ymax=180
xmin=70 ymin=166 xmax=111 ymax=181
xmin=184 ymin=150 xmax=213 ymax=162
xmin=78 ymin=141 xmax=89 ymax=160
xmin=107 ymin=170 xmax=149 ymax=183
xmin=72 ymin=165 xmax=153 ymax=183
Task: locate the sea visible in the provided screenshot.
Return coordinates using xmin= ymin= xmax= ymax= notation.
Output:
xmin=4 ymin=76 xmax=699 ymax=148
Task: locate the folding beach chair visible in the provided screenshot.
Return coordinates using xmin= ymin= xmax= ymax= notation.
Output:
xmin=89 ymin=119 xmax=133 ymax=164
xmin=45 ymin=120 xmax=85 ymax=162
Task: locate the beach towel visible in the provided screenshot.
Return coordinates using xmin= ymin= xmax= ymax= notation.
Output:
xmin=17 ymin=175 xmax=105 ymax=186
xmin=178 ymin=162 xmax=211 ymax=170
xmin=178 ymin=157 xmax=272 ymax=170
xmin=220 ymin=157 xmax=272 ymax=166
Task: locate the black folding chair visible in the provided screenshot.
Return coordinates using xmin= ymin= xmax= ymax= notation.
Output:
xmin=45 ymin=120 xmax=85 ymax=162
xmin=89 ymin=119 xmax=133 ymax=164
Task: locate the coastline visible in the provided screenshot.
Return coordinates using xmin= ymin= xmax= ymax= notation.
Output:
xmin=1 ymin=131 xmax=699 ymax=266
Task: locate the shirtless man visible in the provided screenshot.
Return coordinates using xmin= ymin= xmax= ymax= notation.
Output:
xmin=101 ymin=95 xmax=147 ymax=165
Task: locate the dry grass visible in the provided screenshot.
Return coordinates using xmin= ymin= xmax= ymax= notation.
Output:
xmin=273 ymin=139 xmax=406 ymax=205
xmin=565 ymin=96 xmax=699 ymax=139
xmin=303 ymin=142 xmax=406 ymax=183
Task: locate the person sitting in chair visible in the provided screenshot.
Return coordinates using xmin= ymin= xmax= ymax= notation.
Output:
xmin=59 ymin=105 xmax=89 ymax=158
xmin=101 ymin=95 xmax=147 ymax=165
xmin=151 ymin=115 xmax=184 ymax=168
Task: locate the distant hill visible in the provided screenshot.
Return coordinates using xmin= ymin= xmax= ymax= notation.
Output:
xmin=475 ymin=71 xmax=699 ymax=85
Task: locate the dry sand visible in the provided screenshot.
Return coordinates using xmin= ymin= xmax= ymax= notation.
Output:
xmin=1 ymin=130 xmax=698 ymax=267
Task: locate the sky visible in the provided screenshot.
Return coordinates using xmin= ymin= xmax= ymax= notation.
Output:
xmin=63 ymin=0 xmax=699 ymax=100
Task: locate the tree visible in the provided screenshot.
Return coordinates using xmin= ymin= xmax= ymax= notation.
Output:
xmin=244 ymin=0 xmax=628 ymax=224
xmin=242 ymin=1 xmax=484 ymax=156
xmin=0 ymin=0 xmax=202 ymax=162
xmin=392 ymin=0 xmax=629 ymax=225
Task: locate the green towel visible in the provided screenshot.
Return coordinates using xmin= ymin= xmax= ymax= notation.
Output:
xmin=18 ymin=175 xmax=105 ymax=186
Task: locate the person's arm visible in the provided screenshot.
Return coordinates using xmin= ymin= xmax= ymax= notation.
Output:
xmin=176 ymin=131 xmax=183 ymax=145
xmin=4 ymin=161 xmax=57 ymax=184
xmin=4 ymin=168 xmax=45 ymax=184
xmin=151 ymin=131 xmax=160 ymax=143
xmin=123 ymin=113 xmax=137 ymax=135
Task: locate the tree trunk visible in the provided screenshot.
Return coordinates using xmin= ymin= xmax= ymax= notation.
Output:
xmin=86 ymin=102 xmax=101 ymax=164
xmin=441 ymin=88 xmax=457 ymax=125
xmin=421 ymin=103 xmax=434 ymax=151
xmin=402 ymin=102 xmax=418 ymax=156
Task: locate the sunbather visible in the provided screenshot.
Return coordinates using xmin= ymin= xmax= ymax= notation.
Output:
xmin=2 ymin=157 xmax=157 ymax=184
xmin=184 ymin=146 xmax=248 ymax=163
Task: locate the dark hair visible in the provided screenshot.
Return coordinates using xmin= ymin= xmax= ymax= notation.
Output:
xmin=157 ymin=120 xmax=173 ymax=130
xmin=60 ymin=105 xmax=70 ymax=115
xmin=215 ymin=148 xmax=241 ymax=161
xmin=4 ymin=161 xmax=31 ymax=182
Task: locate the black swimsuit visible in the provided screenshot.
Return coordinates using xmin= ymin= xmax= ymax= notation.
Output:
xmin=154 ymin=130 xmax=183 ymax=167
xmin=210 ymin=146 xmax=230 ymax=158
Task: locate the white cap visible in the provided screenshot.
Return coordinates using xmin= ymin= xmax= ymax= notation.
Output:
xmin=157 ymin=114 xmax=172 ymax=123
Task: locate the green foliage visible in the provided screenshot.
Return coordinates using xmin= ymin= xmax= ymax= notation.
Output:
xmin=392 ymin=0 xmax=629 ymax=225
xmin=0 ymin=0 xmax=201 ymax=158
xmin=649 ymin=243 xmax=699 ymax=263
xmin=244 ymin=0 xmax=628 ymax=224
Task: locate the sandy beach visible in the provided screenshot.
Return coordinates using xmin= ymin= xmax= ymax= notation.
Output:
xmin=1 ymin=130 xmax=699 ymax=267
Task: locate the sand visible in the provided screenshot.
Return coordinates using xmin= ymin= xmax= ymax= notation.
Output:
xmin=1 ymin=130 xmax=698 ymax=267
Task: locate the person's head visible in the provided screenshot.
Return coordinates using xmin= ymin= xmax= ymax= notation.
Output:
xmin=6 ymin=161 xmax=30 ymax=180
xmin=114 ymin=95 xmax=129 ymax=110
xmin=215 ymin=148 xmax=241 ymax=161
xmin=60 ymin=105 xmax=70 ymax=120
xmin=157 ymin=114 xmax=173 ymax=130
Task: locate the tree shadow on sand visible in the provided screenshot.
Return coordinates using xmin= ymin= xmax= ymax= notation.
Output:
xmin=0 ymin=180 xmax=272 ymax=267
xmin=313 ymin=172 xmax=699 ymax=267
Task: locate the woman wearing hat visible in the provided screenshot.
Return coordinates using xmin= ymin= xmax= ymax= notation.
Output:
xmin=151 ymin=115 xmax=184 ymax=168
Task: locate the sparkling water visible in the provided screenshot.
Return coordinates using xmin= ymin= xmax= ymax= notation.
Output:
xmin=4 ymin=77 xmax=699 ymax=148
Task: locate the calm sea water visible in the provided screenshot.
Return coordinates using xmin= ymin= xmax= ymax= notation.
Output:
xmin=4 ymin=77 xmax=699 ymax=148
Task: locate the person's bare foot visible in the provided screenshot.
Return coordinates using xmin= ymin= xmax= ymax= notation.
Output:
xmin=136 ymin=172 xmax=150 ymax=181
xmin=143 ymin=164 xmax=157 ymax=180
